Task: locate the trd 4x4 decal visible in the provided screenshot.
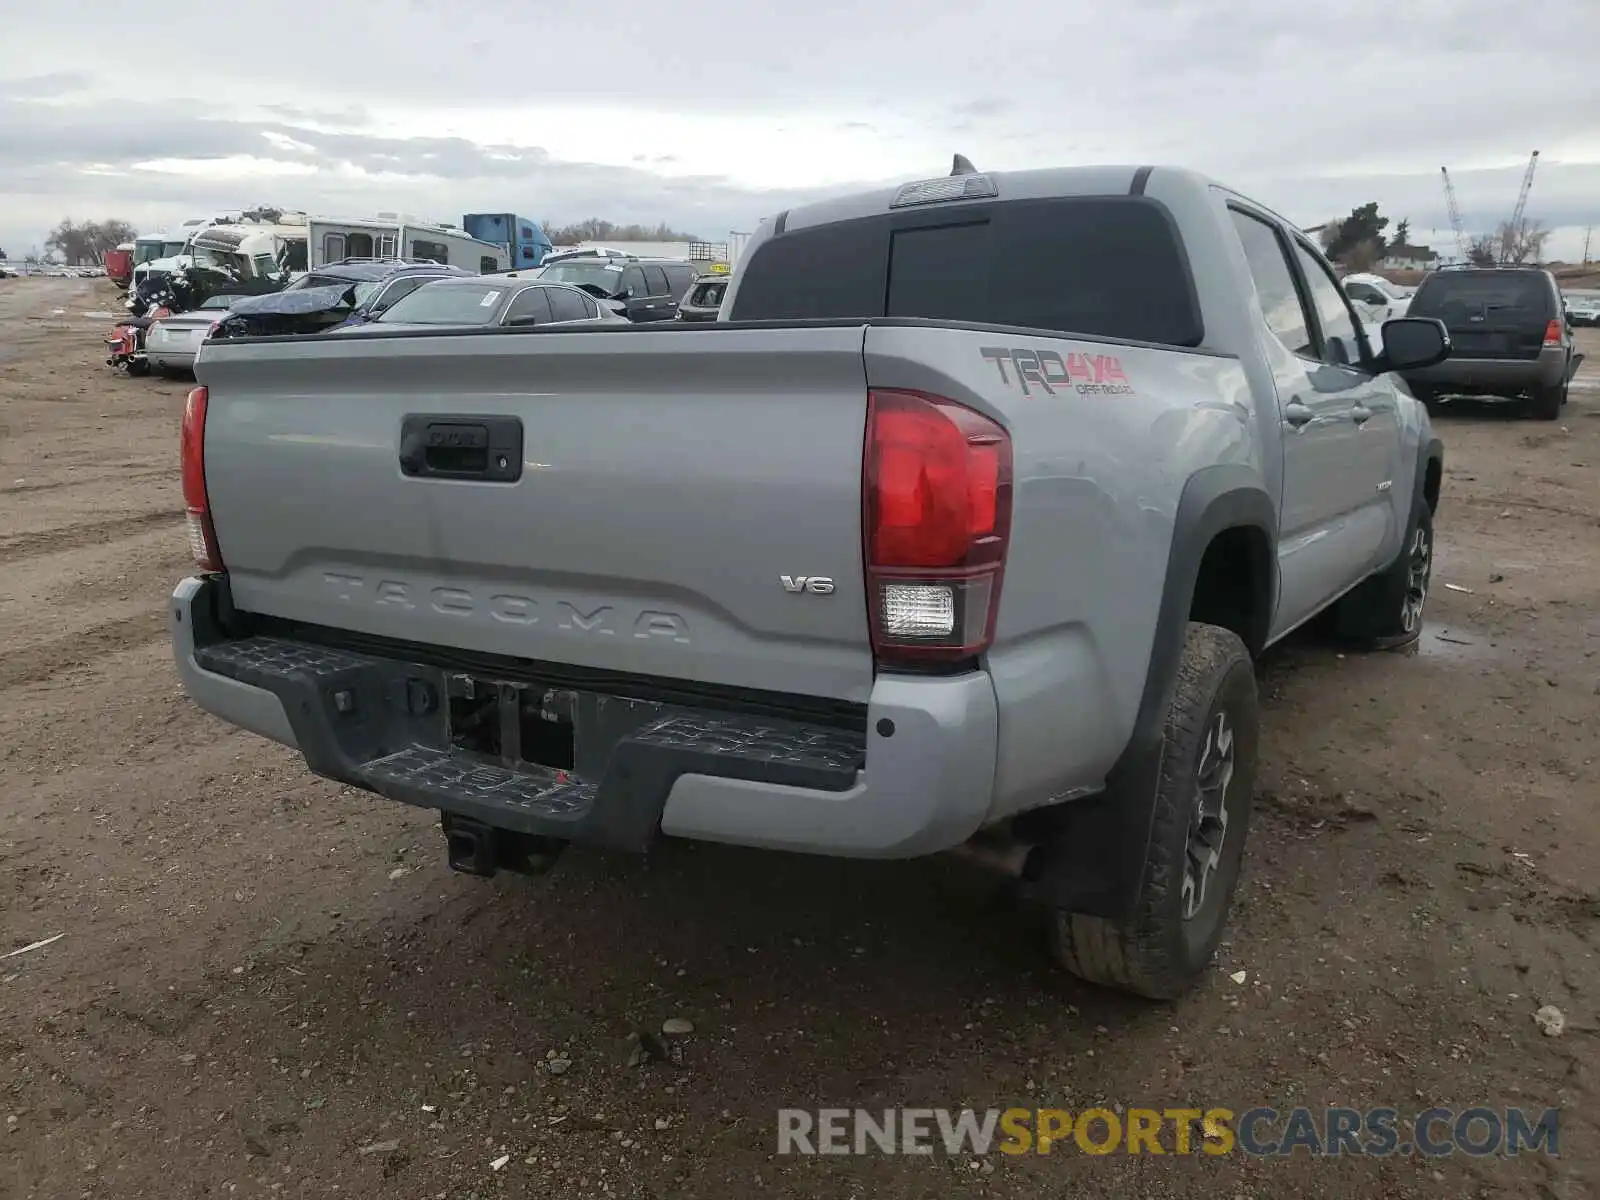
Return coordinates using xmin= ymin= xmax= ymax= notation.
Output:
xmin=979 ymin=346 xmax=1134 ymax=396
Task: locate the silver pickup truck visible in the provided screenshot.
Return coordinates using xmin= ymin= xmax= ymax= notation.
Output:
xmin=172 ymin=160 xmax=1449 ymax=999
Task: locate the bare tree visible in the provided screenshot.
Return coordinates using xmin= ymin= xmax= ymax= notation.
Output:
xmin=44 ymin=218 xmax=140 ymax=266
xmin=1466 ymin=234 xmax=1498 ymax=267
xmin=540 ymin=218 xmax=702 ymax=244
xmin=1496 ymin=218 xmax=1550 ymax=265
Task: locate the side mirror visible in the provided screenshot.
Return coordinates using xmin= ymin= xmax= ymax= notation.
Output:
xmin=1376 ymin=316 xmax=1451 ymax=373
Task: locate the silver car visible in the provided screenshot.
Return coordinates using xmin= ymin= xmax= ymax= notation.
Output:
xmin=331 ymin=276 xmax=629 ymax=332
xmin=146 ymin=294 xmax=245 ymax=376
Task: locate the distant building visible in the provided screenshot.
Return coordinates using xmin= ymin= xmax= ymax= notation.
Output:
xmin=1380 ymin=244 xmax=1440 ymax=272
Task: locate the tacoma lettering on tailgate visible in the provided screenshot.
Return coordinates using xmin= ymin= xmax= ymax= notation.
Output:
xmin=320 ymin=573 xmax=691 ymax=643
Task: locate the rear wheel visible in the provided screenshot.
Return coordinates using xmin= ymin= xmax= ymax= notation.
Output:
xmin=1526 ymin=381 xmax=1564 ymax=421
xmin=1049 ymin=623 xmax=1258 ymax=1000
xmin=126 ymin=359 xmax=151 ymax=378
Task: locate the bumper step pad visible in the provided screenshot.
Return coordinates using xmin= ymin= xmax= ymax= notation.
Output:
xmin=194 ymin=634 xmax=866 ymax=848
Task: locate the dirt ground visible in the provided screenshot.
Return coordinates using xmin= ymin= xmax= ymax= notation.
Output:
xmin=1 ymin=276 xmax=1597 ymax=1200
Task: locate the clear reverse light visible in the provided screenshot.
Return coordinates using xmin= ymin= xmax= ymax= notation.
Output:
xmin=880 ymin=583 xmax=956 ymax=638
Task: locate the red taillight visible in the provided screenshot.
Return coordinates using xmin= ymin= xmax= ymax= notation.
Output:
xmin=181 ymin=386 xmax=224 ymax=571
xmin=1543 ymin=319 xmax=1562 ymax=346
xmin=863 ymin=389 xmax=1013 ymax=666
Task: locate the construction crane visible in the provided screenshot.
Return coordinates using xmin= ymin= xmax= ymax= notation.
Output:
xmin=1501 ymin=149 xmax=1540 ymax=263
xmin=1439 ymin=166 xmax=1469 ymax=261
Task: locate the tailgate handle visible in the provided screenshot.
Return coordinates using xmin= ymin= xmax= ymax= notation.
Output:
xmin=400 ymin=415 xmax=523 ymax=482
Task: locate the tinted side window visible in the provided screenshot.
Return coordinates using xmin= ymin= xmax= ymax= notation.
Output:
xmin=1229 ymin=209 xmax=1313 ymax=357
xmin=731 ymin=197 xmax=1201 ymax=346
xmin=1345 ymin=282 xmax=1382 ymax=304
xmin=1292 ymin=242 xmax=1364 ymax=367
xmin=662 ymin=263 xmax=695 ymax=297
xmin=619 ymin=267 xmax=647 ymax=297
xmin=546 ymin=286 xmax=590 ymax=323
xmin=642 ymin=265 xmax=670 ymax=295
xmin=375 ymin=276 xmax=430 ymax=309
xmin=503 ymin=287 xmax=554 ymax=326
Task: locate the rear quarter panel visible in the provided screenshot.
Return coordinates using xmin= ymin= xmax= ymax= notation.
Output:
xmin=862 ymin=323 xmax=1259 ymax=816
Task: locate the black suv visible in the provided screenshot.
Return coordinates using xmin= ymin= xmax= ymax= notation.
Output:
xmin=535 ymin=257 xmax=697 ymax=322
xmin=1399 ymin=267 xmax=1577 ymax=420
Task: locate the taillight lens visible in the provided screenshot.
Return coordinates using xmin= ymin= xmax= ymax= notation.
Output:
xmin=1543 ymin=319 xmax=1562 ymax=345
xmin=863 ymin=389 xmax=1012 ymax=666
xmin=181 ymin=386 xmax=224 ymax=571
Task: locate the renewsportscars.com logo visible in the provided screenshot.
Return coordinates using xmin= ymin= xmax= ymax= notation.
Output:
xmin=776 ymin=1106 xmax=1560 ymax=1158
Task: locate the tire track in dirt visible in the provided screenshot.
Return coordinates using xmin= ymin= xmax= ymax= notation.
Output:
xmin=0 ymin=469 xmax=171 ymax=497
xmin=0 ymin=607 xmax=168 ymax=690
xmin=0 ymin=510 xmax=178 ymax=565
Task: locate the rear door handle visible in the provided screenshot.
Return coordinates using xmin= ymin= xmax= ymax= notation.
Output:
xmin=1283 ymin=399 xmax=1315 ymax=428
xmin=1350 ymin=402 xmax=1373 ymax=425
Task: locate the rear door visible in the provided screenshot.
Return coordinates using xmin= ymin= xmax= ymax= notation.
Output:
xmin=501 ymin=286 xmax=554 ymax=326
xmin=637 ymin=266 xmax=676 ymax=321
xmin=1287 ymin=238 xmax=1401 ymax=570
xmin=1227 ymin=206 xmax=1379 ymax=635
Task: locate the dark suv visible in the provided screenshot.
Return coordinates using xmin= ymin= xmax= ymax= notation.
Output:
xmin=535 ymin=257 xmax=697 ymax=321
xmin=1399 ymin=267 xmax=1576 ymax=419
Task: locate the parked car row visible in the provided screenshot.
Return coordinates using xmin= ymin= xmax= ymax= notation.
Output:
xmin=119 ymin=253 xmax=734 ymax=378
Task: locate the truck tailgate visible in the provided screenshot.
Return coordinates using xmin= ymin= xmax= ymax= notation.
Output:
xmin=197 ymin=326 xmax=875 ymax=702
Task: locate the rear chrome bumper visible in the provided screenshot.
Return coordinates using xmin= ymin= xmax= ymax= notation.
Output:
xmin=170 ymin=576 xmax=997 ymax=858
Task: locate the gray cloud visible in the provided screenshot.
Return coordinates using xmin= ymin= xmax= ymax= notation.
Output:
xmin=2 ymin=0 xmax=1598 ymax=256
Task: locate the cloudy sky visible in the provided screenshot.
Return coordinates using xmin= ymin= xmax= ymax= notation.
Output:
xmin=3 ymin=0 xmax=1598 ymax=260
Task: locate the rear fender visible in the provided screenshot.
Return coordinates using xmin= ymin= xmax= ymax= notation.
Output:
xmin=1024 ymin=465 xmax=1275 ymax=917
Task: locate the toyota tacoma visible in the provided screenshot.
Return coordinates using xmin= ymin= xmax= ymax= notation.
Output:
xmin=171 ymin=159 xmax=1449 ymax=998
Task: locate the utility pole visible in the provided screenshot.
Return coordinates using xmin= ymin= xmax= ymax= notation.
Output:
xmin=1584 ymin=225 xmax=1593 ymax=265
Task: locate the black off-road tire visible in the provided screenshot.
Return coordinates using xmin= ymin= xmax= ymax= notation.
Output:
xmin=1333 ymin=496 xmax=1433 ymax=649
xmin=1526 ymin=381 xmax=1563 ymax=421
xmin=1050 ymin=623 xmax=1259 ymax=1000
xmin=126 ymin=359 xmax=151 ymax=378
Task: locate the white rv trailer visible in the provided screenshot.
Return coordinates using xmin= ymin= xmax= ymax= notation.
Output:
xmin=308 ymin=214 xmax=509 ymax=273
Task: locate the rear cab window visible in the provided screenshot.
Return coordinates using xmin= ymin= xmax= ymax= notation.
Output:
xmin=727 ymin=197 xmax=1203 ymax=347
